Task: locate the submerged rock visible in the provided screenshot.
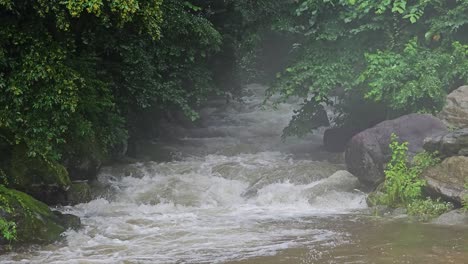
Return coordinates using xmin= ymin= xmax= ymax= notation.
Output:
xmin=0 ymin=185 xmax=80 ymax=244
xmin=431 ymin=209 xmax=468 ymax=226
xmin=302 ymin=170 xmax=360 ymax=202
xmin=438 ymin=85 xmax=468 ymax=129
xmin=66 ymin=181 xmax=93 ymax=205
xmin=345 ymin=114 xmax=447 ymax=186
xmin=423 ymin=128 xmax=468 ymax=158
xmin=242 ymin=161 xmax=343 ymax=198
xmin=423 ymin=156 xmax=468 ymax=204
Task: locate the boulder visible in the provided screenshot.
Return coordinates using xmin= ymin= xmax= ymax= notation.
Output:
xmin=323 ymin=126 xmax=361 ymax=152
xmin=423 ymin=156 xmax=468 ymax=204
xmin=7 ymin=144 xmax=71 ymax=204
xmin=431 ymin=209 xmax=468 ymax=226
xmin=438 ymin=85 xmax=468 ymax=129
xmin=9 ymin=144 xmax=71 ymax=190
xmin=64 ymin=156 xmax=102 ymax=181
xmin=423 ymin=128 xmax=468 ymax=158
xmin=66 ymin=181 xmax=93 ymax=205
xmin=242 ymin=161 xmax=344 ymax=198
xmin=345 ymin=114 xmax=448 ymax=186
xmin=301 ymin=170 xmax=360 ymax=202
xmin=0 ymin=185 xmax=80 ymax=245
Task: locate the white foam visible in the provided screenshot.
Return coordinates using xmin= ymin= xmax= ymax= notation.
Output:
xmin=2 ymin=84 xmax=366 ymax=263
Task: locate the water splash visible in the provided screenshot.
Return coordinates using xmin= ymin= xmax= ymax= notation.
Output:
xmin=2 ymin=85 xmax=366 ymax=263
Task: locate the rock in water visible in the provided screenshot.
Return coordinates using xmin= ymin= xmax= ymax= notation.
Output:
xmin=302 ymin=170 xmax=360 ymax=202
xmin=423 ymin=128 xmax=468 ymax=158
xmin=0 ymin=185 xmax=80 ymax=245
xmin=345 ymin=114 xmax=447 ymax=186
xmin=431 ymin=209 xmax=468 ymax=226
xmin=242 ymin=161 xmax=343 ymax=198
xmin=439 ymin=85 xmax=468 ymax=129
xmin=423 ymin=156 xmax=468 ymax=204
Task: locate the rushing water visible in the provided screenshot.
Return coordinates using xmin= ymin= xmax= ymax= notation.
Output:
xmin=2 ymin=84 xmax=467 ymax=263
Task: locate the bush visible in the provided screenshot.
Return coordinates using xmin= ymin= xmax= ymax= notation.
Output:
xmin=371 ymin=134 xmax=451 ymax=219
xmin=376 ymin=134 xmax=439 ymax=206
xmin=407 ymin=197 xmax=453 ymax=220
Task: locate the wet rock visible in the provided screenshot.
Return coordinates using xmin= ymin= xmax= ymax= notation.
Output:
xmin=6 ymin=144 xmax=71 ymax=204
xmin=423 ymin=156 xmax=468 ymax=204
xmin=438 ymin=85 xmax=468 ymax=129
xmin=9 ymin=145 xmax=71 ymax=190
xmin=302 ymin=170 xmax=360 ymax=202
xmin=423 ymin=128 xmax=468 ymax=158
xmin=323 ymin=126 xmax=360 ymax=152
xmin=64 ymin=155 xmax=102 ymax=182
xmin=0 ymin=185 xmax=80 ymax=245
xmin=242 ymin=162 xmax=344 ymax=198
xmin=431 ymin=209 xmax=468 ymax=226
xmin=26 ymin=184 xmax=68 ymax=206
xmin=345 ymin=114 xmax=447 ymax=187
xmin=391 ymin=207 xmax=408 ymax=218
xmin=66 ymin=181 xmax=92 ymax=205
xmin=53 ymin=211 xmax=82 ymax=230
xmin=25 ymin=181 xmax=93 ymax=206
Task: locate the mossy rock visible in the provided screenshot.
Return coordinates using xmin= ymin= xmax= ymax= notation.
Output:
xmin=0 ymin=185 xmax=80 ymax=244
xmin=66 ymin=182 xmax=92 ymax=205
xmin=61 ymin=136 xmax=105 ymax=181
xmin=8 ymin=144 xmax=71 ymax=191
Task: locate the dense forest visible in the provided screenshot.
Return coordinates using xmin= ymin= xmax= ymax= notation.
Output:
xmin=0 ymin=0 xmax=467 ymax=248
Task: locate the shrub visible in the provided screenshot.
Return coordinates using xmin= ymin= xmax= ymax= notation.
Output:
xmin=372 ymin=134 xmax=451 ymax=219
xmin=407 ymin=197 xmax=453 ymax=220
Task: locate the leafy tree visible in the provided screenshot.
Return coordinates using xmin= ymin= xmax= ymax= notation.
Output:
xmin=0 ymin=0 xmax=223 ymax=188
xmin=237 ymin=0 xmax=468 ymax=136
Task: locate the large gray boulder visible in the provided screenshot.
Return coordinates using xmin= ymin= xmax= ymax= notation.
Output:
xmin=423 ymin=128 xmax=468 ymax=158
xmin=423 ymin=156 xmax=468 ymax=204
xmin=439 ymin=85 xmax=468 ymax=129
xmin=345 ymin=114 xmax=448 ymax=186
xmin=431 ymin=209 xmax=468 ymax=226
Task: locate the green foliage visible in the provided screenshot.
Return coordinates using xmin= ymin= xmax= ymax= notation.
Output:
xmin=228 ymin=0 xmax=297 ymax=82
xmin=377 ymin=134 xmax=428 ymax=206
xmin=0 ymin=186 xmax=16 ymax=242
xmin=240 ymin=0 xmax=468 ymax=137
xmin=0 ymin=0 xmax=223 ymax=182
xmin=0 ymin=217 xmax=16 ymax=242
xmin=371 ymin=134 xmax=451 ymax=219
xmin=281 ymin=98 xmax=330 ymax=138
xmin=360 ymin=40 xmax=468 ymax=114
xmin=0 ymin=184 xmax=75 ymax=243
xmin=407 ymin=197 xmax=453 ymax=219
xmin=111 ymin=0 xmax=222 ymax=119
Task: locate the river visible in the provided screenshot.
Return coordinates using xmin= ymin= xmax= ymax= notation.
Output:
xmin=2 ymin=84 xmax=467 ymax=263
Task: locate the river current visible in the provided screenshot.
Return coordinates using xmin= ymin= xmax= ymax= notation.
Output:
xmin=2 ymin=84 xmax=467 ymax=263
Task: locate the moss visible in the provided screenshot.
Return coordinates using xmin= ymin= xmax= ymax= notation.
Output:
xmin=8 ymin=144 xmax=71 ymax=190
xmin=0 ymin=185 xmax=79 ymax=244
xmin=61 ymin=135 xmax=105 ymax=181
xmin=67 ymin=182 xmax=92 ymax=205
